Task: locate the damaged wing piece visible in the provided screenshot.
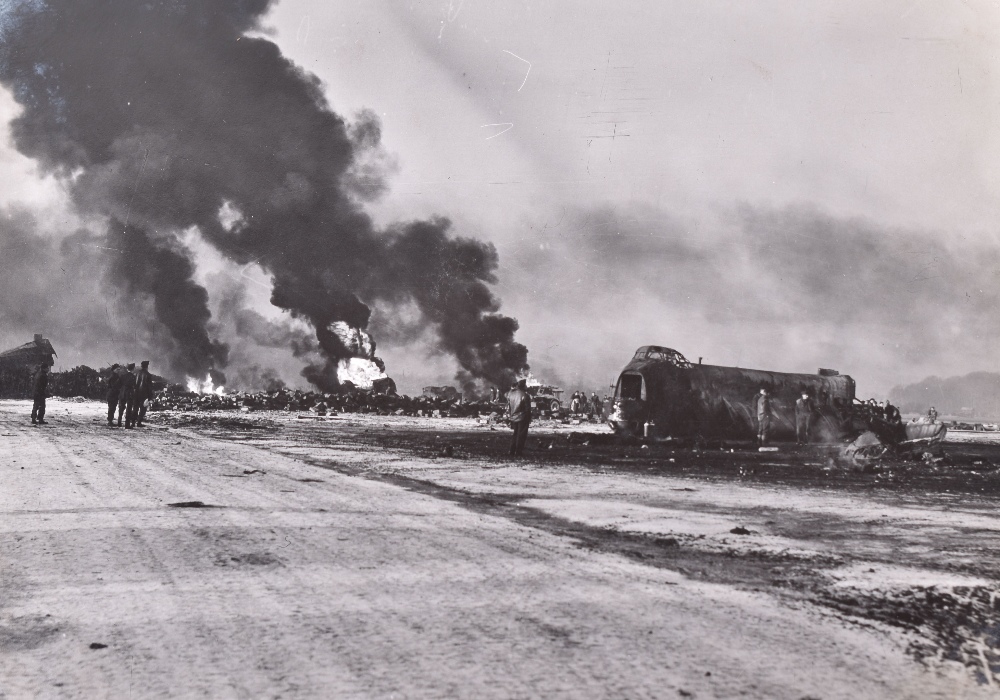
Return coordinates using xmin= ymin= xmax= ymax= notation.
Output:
xmin=609 ymin=346 xmax=855 ymax=441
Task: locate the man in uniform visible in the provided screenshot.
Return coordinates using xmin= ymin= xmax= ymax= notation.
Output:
xmin=884 ymin=400 xmax=901 ymax=424
xmin=755 ymin=387 xmax=772 ymax=446
xmin=132 ymin=360 xmax=153 ymax=427
xmin=795 ymin=391 xmax=814 ymax=445
xmin=884 ymin=399 xmax=904 ymax=442
xmin=117 ymin=363 xmax=136 ymax=428
xmin=506 ymin=378 xmax=531 ymax=457
xmin=105 ymin=363 xmax=121 ymax=427
xmin=31 ymin=363 xmax=48 ymax=425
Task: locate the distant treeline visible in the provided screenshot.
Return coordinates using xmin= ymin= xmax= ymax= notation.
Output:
xmin=0 ymin=365 xmax=110 ymax=400
xmin=888 ymin=371 xmax=1000 ymax=418
xmin=0 ymin=365 xmax=168 ymax=400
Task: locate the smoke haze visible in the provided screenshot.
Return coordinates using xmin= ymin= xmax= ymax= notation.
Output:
xmin=499 ymin=203 xmax=1000 ymax=396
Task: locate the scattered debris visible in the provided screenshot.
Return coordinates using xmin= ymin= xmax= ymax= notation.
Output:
xmin=166 ymin=501 xmax=220 ymax=508
xmin=422 ymin=386 xmax=461 ymax=401
xmin=730 ymin=526 xmax=752 ymax=535
xmin=843 ymin=431 xmax=887 ymax=465
xmin=152 ymin=385 xmax=501 ymax=418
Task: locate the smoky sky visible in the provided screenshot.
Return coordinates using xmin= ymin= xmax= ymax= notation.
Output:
xmin=0 ymin=206 xmax=144 ymax=365
xmin=0 ymin=0 xmax=527 ymax=388
xmin=500 ymin=203 xmax=1000 ymax=395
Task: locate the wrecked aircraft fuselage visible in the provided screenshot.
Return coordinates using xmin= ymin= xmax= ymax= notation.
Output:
xmin=609 ymin=346 xmax=856 ymax=442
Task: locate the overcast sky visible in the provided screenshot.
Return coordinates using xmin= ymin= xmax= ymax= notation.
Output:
xmin=2 ymin=0 xmax=998 ymax=395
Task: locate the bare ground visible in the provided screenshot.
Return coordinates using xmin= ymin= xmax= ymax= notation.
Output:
xmin=1 ymin=399 xmax=997 ymax=699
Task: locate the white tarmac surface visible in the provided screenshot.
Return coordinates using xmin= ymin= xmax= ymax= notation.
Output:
xmin=0 ymin=399 xmax=994 ymax=699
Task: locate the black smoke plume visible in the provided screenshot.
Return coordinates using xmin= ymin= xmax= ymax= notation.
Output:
xmin=0 ymin=0 xmax=527 ymax=388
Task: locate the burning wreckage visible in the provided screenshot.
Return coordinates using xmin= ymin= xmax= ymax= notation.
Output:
xmin=608 ymin=346 xmax=947 ymax=456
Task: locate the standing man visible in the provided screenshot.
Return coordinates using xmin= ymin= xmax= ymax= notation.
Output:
xmin=884 ymin=399 xmax=904 ymax=442
xmin=591 ymin=393 xmax=603 ymax=420
xmin=884 ymin=400 xmax=901 ymax=424
xmin=105 ymin=363 xmax=122 ymax=427
xmin=795 ymin=391 xmax=814 ymax=445
xmin=506 ymin=378 xmax=531 ymax=457
xmin=132 ymin=360 xmax=153 ymax=427
xmin=117 ymin=363 xmax=136 ymax=428
xmin=755 ymin=387 xmax=772 ymax=446
xmin=30 ymin=363 xmax=49 ymax=425
xmin=927 ymin=406 xmax=939 ymax=422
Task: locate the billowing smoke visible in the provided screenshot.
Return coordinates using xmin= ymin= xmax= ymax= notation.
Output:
xmin=0 ymin=206 xmax=137 ymax=365
xmin=0 ymin=0 xmax=527 ymax=389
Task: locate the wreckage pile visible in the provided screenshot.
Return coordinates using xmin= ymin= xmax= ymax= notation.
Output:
xmin=152 ymin=385 xmax=504 ymax=418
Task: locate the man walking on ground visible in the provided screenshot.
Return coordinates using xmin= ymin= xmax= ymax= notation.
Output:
xmin=117 ymin=363 xmax=136 ymax=428
xmin=105 ymin=363 xmax=121 ymax=427
xmin=591 ymin=393 xmax=603 ymax=420
xmin=31 ymin=363 xmax=48 ymax=425
xmin=132 ymin=360 xmax=153 ymax=427
xmin=795 ymin=391 xmax=814 ymax=445
xmin=507 ymin=378 xmax=531 ymax=457
xmin=755 ymin=387 xmax=772 ymax=446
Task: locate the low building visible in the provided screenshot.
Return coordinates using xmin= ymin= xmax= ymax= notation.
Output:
xmin=0 ymin=334 xmax=57 ymax=370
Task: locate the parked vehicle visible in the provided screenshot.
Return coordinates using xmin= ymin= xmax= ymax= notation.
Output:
xmin=528 ymin=384 xmax=564 ymax=415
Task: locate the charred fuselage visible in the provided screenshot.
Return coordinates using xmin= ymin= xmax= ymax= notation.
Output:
xmin=609 ymin=346 xmax=856 ymax=442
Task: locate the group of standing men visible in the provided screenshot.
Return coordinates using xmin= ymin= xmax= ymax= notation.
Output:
xmin=569 ymin=391 xmax=604 ymax=419
xmin=105 ymin=361 xmax=154 ymax=428
xmin=754 ymin=388 xmax=818 ymax=447
xmin=27 ymin=361 xmax=153 ymax=428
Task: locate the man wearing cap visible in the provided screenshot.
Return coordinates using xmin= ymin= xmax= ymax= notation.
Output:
xmin=506 ymin=378 xmax=532 ymax=457
xmin=117 ymin=363 xmax=136 ymax=428
xmin=105 ymin=363 xmax=122 ymax=427
xmin=754 ymin=387 xmax=772 ymax=446
xmin=132 ymin=360 xmax=153 ymax=427
xmin=30 ymin=363 xmax=48 ymax=425
xmin=795 ymin=391 xmax=814 ymax=445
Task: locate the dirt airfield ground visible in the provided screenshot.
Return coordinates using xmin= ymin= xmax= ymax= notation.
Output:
xmin=2 ymin=399 xmax=999 ymax=699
